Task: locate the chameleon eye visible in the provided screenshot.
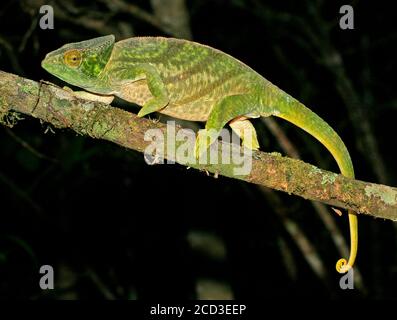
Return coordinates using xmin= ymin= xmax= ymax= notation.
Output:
xmin=64 ymin=49 xmax=82 ymax=67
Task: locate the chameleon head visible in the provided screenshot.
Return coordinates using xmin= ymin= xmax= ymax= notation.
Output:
xmin=41 ymin=35 xmax=115 ymax=90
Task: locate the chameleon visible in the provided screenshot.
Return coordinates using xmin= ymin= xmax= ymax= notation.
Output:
xmin=41 ymin=35 xmax=357 ymax=273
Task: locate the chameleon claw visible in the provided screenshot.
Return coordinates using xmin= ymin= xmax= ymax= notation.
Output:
xmin=332 ymin=207 xmax=343 ymax=216
xmin=137 ymin=108 xmax=150 ymax=118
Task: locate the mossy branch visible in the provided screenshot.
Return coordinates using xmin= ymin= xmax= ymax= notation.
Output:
xmin=1 ymin=70 xmax=396 ymax=219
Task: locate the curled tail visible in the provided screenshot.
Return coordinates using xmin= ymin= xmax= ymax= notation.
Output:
xmin=265 ymin=92 xmax=357 ymax=273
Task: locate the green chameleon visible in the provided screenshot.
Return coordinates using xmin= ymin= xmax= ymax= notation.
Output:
xmin=41 ymin=35 xmax=357 ymax=273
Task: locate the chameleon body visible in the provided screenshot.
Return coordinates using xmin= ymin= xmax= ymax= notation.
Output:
xmin=42 ymin=35 xmax=357 ymax=273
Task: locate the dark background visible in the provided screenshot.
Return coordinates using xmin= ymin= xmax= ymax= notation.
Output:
xmin=0 ymin=0 xmax=396 ymax=299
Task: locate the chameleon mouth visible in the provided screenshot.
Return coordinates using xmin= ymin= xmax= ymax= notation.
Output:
xmin=41 ymin=53 xmax=54 ymax=69
xmin=41 ymin=59 xmax=50 ymax=71
xmin=41 ymin=59 xmax=54 ymax=74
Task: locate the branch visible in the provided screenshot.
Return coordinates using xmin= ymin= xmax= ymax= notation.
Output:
xmin=1 ymin=70 xmax=396 ymax=219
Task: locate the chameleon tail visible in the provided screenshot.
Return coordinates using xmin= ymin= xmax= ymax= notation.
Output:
xmin=267 ymin=95 xmax=357 ymax=273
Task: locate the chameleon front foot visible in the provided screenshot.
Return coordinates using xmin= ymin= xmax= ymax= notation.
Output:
xmin=137 ymin=94 xmax=169 ymax=117
xmin=229 ymin=117 xmax=260 ymax=150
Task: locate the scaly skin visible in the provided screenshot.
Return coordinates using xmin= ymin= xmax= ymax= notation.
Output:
xmin=42 ymin=35 xmax=357 ymax=273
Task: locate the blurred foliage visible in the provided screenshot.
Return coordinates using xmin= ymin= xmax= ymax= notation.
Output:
xmin=0 ymin=0 xmax=396 ymax=299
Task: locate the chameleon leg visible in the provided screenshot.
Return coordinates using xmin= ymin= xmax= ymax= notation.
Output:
xmin=122 ymin=65 xmax=169 ymax=117
xmin=229 ymin=117 xmax=260 ymax=150
xmin=195 ymin=94 xmax=258 ymax=158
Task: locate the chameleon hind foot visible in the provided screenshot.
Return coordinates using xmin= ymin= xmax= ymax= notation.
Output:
xmin=194 ymin=129 xmax=219 ymax=159
xmin=229 ymin=117 xmax=260 ymax=150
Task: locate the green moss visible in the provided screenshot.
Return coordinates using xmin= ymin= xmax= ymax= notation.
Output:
xmin=91 ymin=120 xmax=114 ymax=138
xmin=321 ymin=172 xmax=337 ymax=185
xmin=0 ymin=95 xmax=22 ymax=127
xmin=0 ymin=96 xmax=8 ymax=113
xmin=17 ymin=79 xmax=38 ymax=96
xmin=366 ymin=185 xmax=397 ymax=205
xmin=57 ymin=99 xmax=71 ymax=108
xmin=270 ymin=152 xmax=282 ymax=157
xmin=0 ymin=96 xmax=9 ymax=125
xmin=309 ymin=166 xmax=322 ymax=176
xmin=308 ymin=165 xmax=337 ymax=185
xmin=365 ymin=185 xmax=397 ymax=206
xmin=81 ymin=102 xmax=95 ymax=111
